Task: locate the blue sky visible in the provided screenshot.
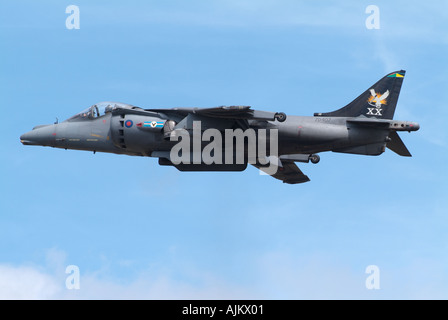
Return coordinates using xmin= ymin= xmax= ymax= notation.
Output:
xmin=1 ymin=0 xmax=447 ymax=299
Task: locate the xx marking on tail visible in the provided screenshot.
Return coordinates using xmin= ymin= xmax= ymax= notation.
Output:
xmin=367 ymin=107 xmax=382 ymax=116
xmin=367 ymin=89 xmax=389 ymax=116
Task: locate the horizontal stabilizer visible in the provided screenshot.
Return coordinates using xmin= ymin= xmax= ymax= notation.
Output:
xmin=387 ymin=131 xmax=412 ymax=157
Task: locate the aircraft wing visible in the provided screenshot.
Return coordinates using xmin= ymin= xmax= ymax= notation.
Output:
xmin=144 ymin=106 xmax=283 ymax=122
xmin=252 ymin=160 xmax=310 ymax=184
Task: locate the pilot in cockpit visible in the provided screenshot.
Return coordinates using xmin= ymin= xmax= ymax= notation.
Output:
xmin=66 ymin=102 xmax=117 ymax=121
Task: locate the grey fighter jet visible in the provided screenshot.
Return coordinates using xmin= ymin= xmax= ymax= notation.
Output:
xmin=20 ymin=70 xmax=419 ymax=184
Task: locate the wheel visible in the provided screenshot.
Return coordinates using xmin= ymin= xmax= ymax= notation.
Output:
xmin=275 ymin=112 xmax=287 ymax=122
xmin=309 ymin=154 xmax=320 ymax=164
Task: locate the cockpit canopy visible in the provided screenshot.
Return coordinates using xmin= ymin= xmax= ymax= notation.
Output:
xmin=65 ymin=102 xmax=136 ymax=122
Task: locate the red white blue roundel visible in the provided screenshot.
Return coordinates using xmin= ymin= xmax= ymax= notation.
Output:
xmin=125 ymin=120 xmax=133 ymax=128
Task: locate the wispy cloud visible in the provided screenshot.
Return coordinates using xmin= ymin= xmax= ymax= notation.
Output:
xmin=0 ymin=265 xmax=60 ymax=299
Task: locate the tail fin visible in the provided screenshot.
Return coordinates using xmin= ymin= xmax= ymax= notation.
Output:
xmin=314 ymin=70 xmax=405 ymax=120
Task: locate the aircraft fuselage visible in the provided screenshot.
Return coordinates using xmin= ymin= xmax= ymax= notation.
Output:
xmin=20 ymin=109 xmax=418 ymax=158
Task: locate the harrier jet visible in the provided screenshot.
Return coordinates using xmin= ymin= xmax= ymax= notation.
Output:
xmin=20 ymin=70 xmax=419 ymax=184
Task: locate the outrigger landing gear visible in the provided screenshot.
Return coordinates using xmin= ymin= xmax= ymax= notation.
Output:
xmin=274 ymin=112 xmax=287 ymax=122
xmin=309 ymin=154 xmax=320 ymax=164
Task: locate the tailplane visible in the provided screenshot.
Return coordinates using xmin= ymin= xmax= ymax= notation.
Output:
xmin=315 ymin=70 xmax=406 ymax=120
xmin=387 ymin=130 xmax=412 ymax=157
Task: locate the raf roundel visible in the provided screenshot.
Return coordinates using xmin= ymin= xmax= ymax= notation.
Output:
xmin=125 ymin=120 xmax=133 ymax=128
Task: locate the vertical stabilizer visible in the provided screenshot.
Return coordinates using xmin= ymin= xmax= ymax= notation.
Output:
xmin=315 ymin=70 xmax=405 ymax=119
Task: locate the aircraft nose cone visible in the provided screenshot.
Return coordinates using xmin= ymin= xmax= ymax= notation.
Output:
xmin=20 ymin=125 xmax=55 ymax=146
xmin=20 ymin=131 xmax=34 ymax=145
